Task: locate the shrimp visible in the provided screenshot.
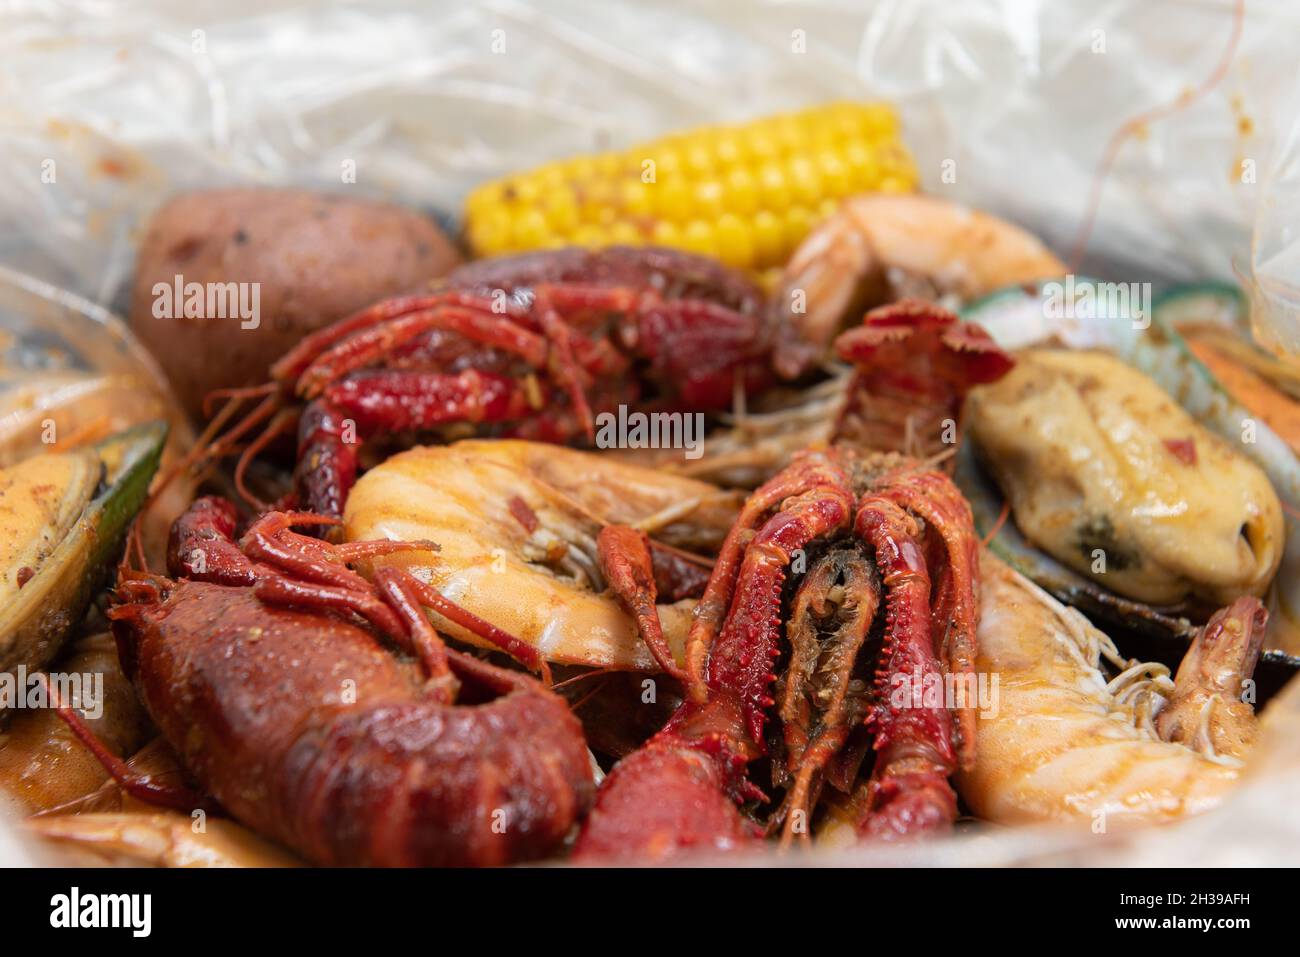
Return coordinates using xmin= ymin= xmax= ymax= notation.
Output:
xmin=344 ymin=439 xmax=744 ymax=670
xmin=773 ymin=193 xmax=1064 ymax=377
xmin=26 ymin=740 xmax=302 ymax=867
xmin=0 ymin=633 xmax=153 ymax=815
xmin=28 ymin=812 xmax=301 ymax=868
xmin=957 ymin=552 xmax=1267 ymax=828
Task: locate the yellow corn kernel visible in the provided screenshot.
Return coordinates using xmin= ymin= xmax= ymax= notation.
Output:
xmin=693 ymin=179 xmax=726 ymax=220
xmin=465 ymin=182 xmax=504 ymax=219
xmin=752 ymin=210 xmax=785 ymax=267
xmin=502 ymin=176 xmax=541 ymax=207
xmin=609 ymin=221 xmax=643 ymax=246
xmin=468 ymin=210 xmax=512 ymax=256
xmin=715 ymin=213 xmax=755 ymax=270
xmin=681 ymin=219 xmax=717 ymax=258
xmin=788 ymin=155 xmax=822 ymax=207
xmin=772 ymin=114 xmax=808 ymax=154
xmin=714 ymin=132 xmax=745 ymax=167
xmin=541 ymin=192 xmax=579 ymax=234
xmin=683 ymin=141 xmax=716 ymax=178
xmin=651 ymin=220 xmax=682 ymax=247
xmin=757 ymin=162 xmax=791 ymax=211
xmin=653 ymin=178 xmax=692 ymax=222
xmin=755 ymin=266 xmax=784 ymax=296
xmin=817 ymin=152 xmax=851 ymax=197
xmin=783 ymin=206 xmax=816 ymax=252
xmin=647 ymin=144 xmax=683 ymax=180
xmin=592 ymin=152 xmax=625 ymax=179
xmin=862 ymin=103 xmax=899 ymax=138
xmin=723 ymin=167 xmax=760 ymax=215
xmin=621 ymin=180 xmax=654 ymax=217
xmin=511 ymin=207 xmax=550 ymax=250
xmin=746 ymin=129 xmax=782 ymax=164
xmin=571 ymin=223 xmax=606 ymax=248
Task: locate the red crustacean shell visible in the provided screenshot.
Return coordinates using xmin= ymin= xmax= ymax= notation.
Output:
xmin=114 ymin=580 xmax=593 ymax=867
xmin=571 ymin=742 xmax=760 ymax=863
xmin=834 ymin=300 xmax=1014 ymax=386
xmin=224 ymin=245 xmax=778 ymax=519
xmin=832 ymin=300 xmax=1014 ymax=462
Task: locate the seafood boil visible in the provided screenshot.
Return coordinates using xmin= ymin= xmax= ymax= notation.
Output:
xmin=5 ymin=102 xmax=1300 ymax=870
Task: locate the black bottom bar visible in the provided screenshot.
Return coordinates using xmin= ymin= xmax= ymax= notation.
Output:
xmin=3 ymin=865 xmax=1278 ymax=942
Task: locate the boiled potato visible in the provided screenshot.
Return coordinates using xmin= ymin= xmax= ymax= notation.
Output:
xmin=129 ymin=188 xmax=462 ymax=419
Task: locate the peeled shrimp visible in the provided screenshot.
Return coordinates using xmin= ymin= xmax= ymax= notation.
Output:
xmin=25 ymin=739 xmax=301 ymax=867
xmin=344 ymin=439 xmax=743 ymax=669
xmin=958 ymin=552 xmax=1266 ymax=828
xmin=29 ymin=812 xmax=300 ymax=867
xmin=774 ymin=194 xmax=1064 ymax=376
xmin=0 ymin=633 xmax=152 ymax=815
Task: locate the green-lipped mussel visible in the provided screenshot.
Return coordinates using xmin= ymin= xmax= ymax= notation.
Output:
xmin=0 ymin=422 xmax=166 ymax=699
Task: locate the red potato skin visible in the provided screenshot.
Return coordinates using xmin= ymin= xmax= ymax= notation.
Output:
xmin=130 ymin=188 xmax=462 ymax=419
xmin=115 ymin=582 xmax=592 ymax=866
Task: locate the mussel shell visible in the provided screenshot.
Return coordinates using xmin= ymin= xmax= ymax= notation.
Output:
xmin=0 ymin=422 xmax=166 ymax=694
xmin=960 ymin=278 xmax=1300 ymax=656
xmin=955 ymin=441 xmax=1194 ymax=639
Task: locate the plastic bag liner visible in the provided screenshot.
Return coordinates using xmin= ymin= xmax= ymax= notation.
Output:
xmin=2 ymin=0 xmax=1299 ymax=865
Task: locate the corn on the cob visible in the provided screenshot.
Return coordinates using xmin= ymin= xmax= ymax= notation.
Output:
xmin=463 ymin=101 xmax=919 ymax=274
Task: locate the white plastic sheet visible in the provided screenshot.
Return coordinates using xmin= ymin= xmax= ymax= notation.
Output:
xmin=2 ymin=0 xmax=1299 ymax=865
xmin=3 ymin=1 xmax=1298 ymax=308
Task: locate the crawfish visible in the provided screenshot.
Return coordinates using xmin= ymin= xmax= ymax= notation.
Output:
xmin=77 ymin=497 xmax=593 ymax=866
xmin=573 ymin=303 xmax=1012 ymax=860
xmin=620 ymin=298 xmax=1015 ymax=487
xmin=209 ymin=246 xmax=774 ymax=519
